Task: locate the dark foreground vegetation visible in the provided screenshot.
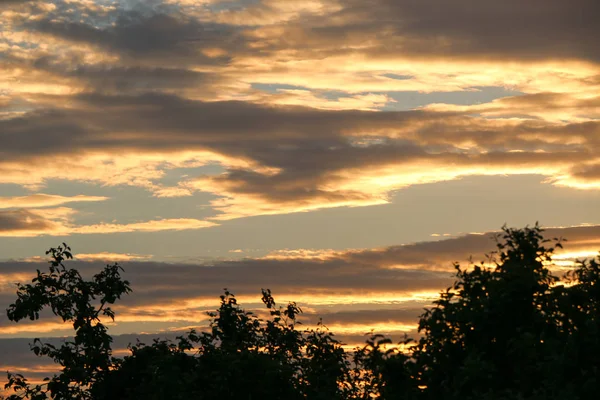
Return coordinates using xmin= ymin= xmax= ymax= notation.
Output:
xmin=3 ymin=225 xmax=600 ymax=399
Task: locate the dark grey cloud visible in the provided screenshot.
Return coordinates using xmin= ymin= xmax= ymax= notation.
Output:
xmin=1 ymin=92 xmax=597 ymax=211
xmin=2 ymin=92 xmax=594 ymax=162
xmin=0 ymin=258 xmax=452 ymax=311
xmin=571 ymin=164 xmax=600 ymax=181
xmin=280 ymin=0 xmax=600 ymax=62
xmin=0 ymin=92 xmax=430 ymax=159
xmin=23 ymin=55 xmax=222 ymax=94
xmin=16 ymin=0 xmax=598 ymax=71
xmin=0 ymin=210 xmax=55 ymax=234
xmin=0 ymin=0 xmax=40 ymax=7
xmin=345 ymin=225 xmax=600 ymax=270
xmin=344 ymin=234 xmax=497 ymax=269
xmin=28 ymin=11 xmax=245 ymax=66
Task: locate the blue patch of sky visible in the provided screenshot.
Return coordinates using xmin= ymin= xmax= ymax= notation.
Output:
xmin=1 ymin=175 xmax=599 ymax=262
xmin=1 ymin=96 xmax=37 ymax=115
xmin=45 ymin=0 xmax=116 ymax=28
xmin=38 ymin=178 xmax=220 ymax=226
xmin=381 ymin=73 xmax=413 ymax=80
xmin=30 ymin=175 xmax=600 ymax=261
xmin=317 ymin=90 xmax=349 ymax=100
xmin=252 ymin=83 xmax=521 ymax=111
xmin=0 ymin=184 xmax=30 ymax=198
xmin=251 ymin=83 xmax=311 ymax=93
xmin=207 ymin=0 xmax=261 ymax=13
xmin=40 ymin=0 xmax=180 ymax=30
xmin=0 ymin=32 xmax=39 ymax=63
xmin=0 ymin=40 xmax=39 ymax=52
xmin=0 ymin=163 xmax=226 ymax=226
xmin=157 ymin=163 xmax=225 ymax=187
xmin=161 ymin=175 xmax=600 ymax=257
xmin=382 ymin=86 xmax=523 ymax=111
xmin=252 ymin=84 xmax=349 ymax=101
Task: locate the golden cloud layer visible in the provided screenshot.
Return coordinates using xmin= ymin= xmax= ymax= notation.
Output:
xmin=0 ymin=0 xmax=599 ymax=228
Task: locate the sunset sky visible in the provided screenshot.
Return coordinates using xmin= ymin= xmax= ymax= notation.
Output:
xmin=1 ymin=0 xmax=600 ymax=386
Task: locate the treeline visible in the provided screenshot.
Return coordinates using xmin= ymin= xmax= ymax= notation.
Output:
xmin=4 ymin=225 xmax=600 ymax=399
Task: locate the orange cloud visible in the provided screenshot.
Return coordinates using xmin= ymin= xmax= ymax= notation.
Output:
xmin=74 ymin=252 xmax=153 ymax=262
xmin=71 ymin=218 xmax=217 ymax=234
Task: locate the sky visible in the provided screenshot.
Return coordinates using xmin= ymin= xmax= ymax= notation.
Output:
xmin=1 ymin=0 xmax=600 ymax=388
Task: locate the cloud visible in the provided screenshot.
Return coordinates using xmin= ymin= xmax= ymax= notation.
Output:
xmin=561 ymin=163 xmax=600 ymax=189
xmin=27 ymin=10 xmax=241 ymax=67
xmin=423 ymin=92 xmax=600 ymax=123
xmin=72 ymin=218 xmax=217 ymax=234
xmin=0 ymin=194 xmax=109 ymax=209
xmin=0 ymin=209 xmax=67 ymax=237
xmin=212 ymin=0 xmax=341 ymax=26
xmin=26 ymin=55 xmax=225 ymax=96
xmin=253 ymin=89 xmax=394 ymax=111
xmin=6 ymin=0 xmax=599 ymax=103
xmin=1 ymin=92 xmax=598 ymax=220
xmin=16 ymin=0 xmax=600 ymax=67
xmin=250 ymin=0 xmax=600 ymax=63
xmin=21 ymin=252 xmax=152 ymax=262
xmin=74 ymin=252 xmax=153 ymax=262
xmin=0 ymin=206 xmax=216 ymax=237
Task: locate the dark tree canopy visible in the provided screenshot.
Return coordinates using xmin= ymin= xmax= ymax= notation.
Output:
xmin=410 ymin=225 xmax=600 ymax=400
xmin=3 ymin=225 xmax=600 ymax=399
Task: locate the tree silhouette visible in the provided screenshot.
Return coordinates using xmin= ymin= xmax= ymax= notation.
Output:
xmin=4 ymin=244 xmax=131 ymax=400
xmin=4 ymin=225 xmax=600 ymax=399
xmin=409 ymin=224 xmax=600 ymax=400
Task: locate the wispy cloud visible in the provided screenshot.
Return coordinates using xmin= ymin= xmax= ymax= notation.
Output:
xmin=74 ymin=252 xmax=153 ymax=262
xmin=0 ymin=194 xmax=108 ymax=209
xmin=0 ymin=207 xmax=217 ymax=237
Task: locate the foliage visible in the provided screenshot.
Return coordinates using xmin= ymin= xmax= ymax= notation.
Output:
xmin=4 ymin=244 xmax=131 ymax=400
xmin=4 ymin=225 xmax=600 ymax=399
xmin=410 ymin=224 xmax=600 ymax=400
